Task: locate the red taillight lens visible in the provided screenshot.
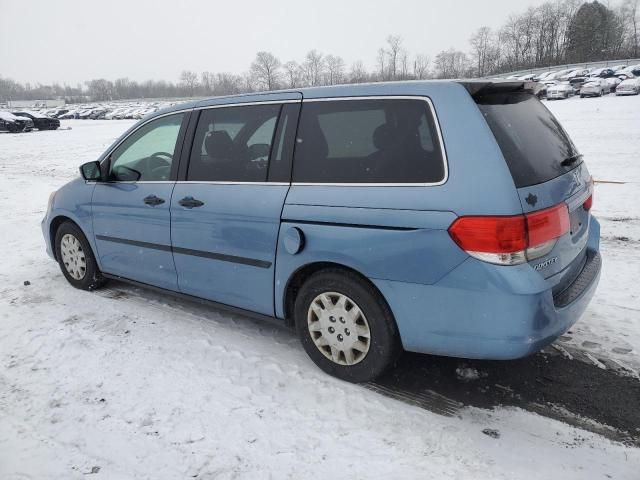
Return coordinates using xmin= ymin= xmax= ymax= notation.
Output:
xmin=448 ymin=216 xmax=527 ymax=254
xmin=583 ymin=194 xmax=593 ymax=211
xmin=526 ymin=204 xmax=570 ymax=247
xmin=448 ymin=202 xmax=570 ymax=265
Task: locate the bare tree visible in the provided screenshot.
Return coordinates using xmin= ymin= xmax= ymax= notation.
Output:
xmin=85 ymin=79 xmax=113 ymax=101
xmin=251 ymin=51 xmax=281 ymax=90
xmin=200 ymin=71 xmax=215 ymax=95
xmin=376 ymin=48 xmax=387 ymax=80
xmin=622 ymin=0 xmax=639 ymax=57
xmin=283 ymin=61 xmax=302 ymax=88
xmin=386 ymin=35 xmax=403 ymax=79
xmin=303 ymin=50 xmax=324 ymax=86
xmin=470 ymin=27 xmax=495 ymax=76
xmin=349 ymin=61 xmax=369 ymax=83
xmin=180 ymin=70 xmax=199 ymax=97
xmin=325 ymin=55 xmax=346 ymax=85
xmin=434 ymin=49 xmax=470 ymax=78
xmin=213 ymin=73 xmax=242 ymax=96
xmin=413 ymin=54 xmax=431 ymax=79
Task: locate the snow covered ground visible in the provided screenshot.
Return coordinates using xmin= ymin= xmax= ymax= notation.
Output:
xmin=1 ymin=95 xmax=639 ymax=479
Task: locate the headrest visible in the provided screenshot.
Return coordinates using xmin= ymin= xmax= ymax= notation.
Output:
xmin=205 ymin=130 xmax=234 ymax=160
xmin=373 ymin=124 xmax=397 ymax=150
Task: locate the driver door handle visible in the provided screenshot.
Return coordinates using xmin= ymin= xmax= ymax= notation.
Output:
xmin=179 ymin=196 xmax=205 ymax=208
xmin=143 ymin=195 xmax=165 ymax=206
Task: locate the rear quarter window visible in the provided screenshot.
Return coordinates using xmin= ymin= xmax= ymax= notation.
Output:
xmin=476 ymin=92 xmax=581 ymax=188
xmin=292 ymin=98 xmax=446 ymax=184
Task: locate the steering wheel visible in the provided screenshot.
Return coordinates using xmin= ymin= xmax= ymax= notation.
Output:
xmin=149 ymin=151 xmax=173 ymax=162
xmin=148 ymin=152 xmax=173 ymax=180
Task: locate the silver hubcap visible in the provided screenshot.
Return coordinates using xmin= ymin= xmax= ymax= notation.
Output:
xmin=60 ymin=234 xmax=87 ymax=280
xmin=307 ymin=292 xmax=371 ymax=366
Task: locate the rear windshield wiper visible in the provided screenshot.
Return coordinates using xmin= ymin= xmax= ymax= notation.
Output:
xmin=560 ymin=154 xmax=583 ymax=167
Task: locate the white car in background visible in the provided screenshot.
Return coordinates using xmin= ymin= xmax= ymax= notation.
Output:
xmin=605 ymin=77 xmax=622 ymax=93
xmin=615 ymin=78 xmax=640 ymax=95
xmin=581 ymin=78 xmax=609 ymax=97
xmin=547 ymin=82 xmax=575 ymax=99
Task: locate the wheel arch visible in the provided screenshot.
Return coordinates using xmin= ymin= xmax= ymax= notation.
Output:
xmin=282 ymin=261 xmax=394 ymax=329
xmin=49 ymin=215 xmax=85 ymax=261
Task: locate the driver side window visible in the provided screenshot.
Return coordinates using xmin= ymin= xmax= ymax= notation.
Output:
xmin=187 ymin=104 xmax=281 ymax=182
xmin=109 ymin=113 xmax=184 ymax=182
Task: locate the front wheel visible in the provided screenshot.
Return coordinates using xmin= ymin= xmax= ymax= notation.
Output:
xmin=294 ymin=270 xmax=401 ymax=383
xmin=54 ymin=221 xmax=106 ymax=290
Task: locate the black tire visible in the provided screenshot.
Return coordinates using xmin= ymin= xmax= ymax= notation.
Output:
xmin=580 ymin=95 xmax=585 ymax=98
xmin=294 ymin=269 xmax=401 ymax=383
xmin=54 ymin=221 xmax=106 ymax=290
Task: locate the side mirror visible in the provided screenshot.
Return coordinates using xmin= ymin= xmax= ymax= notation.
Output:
xmin=79 ymin=161 xmax=102 ymax=181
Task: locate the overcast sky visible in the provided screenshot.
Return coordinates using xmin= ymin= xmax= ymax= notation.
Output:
xmin=1 ymin=0 xmax=549 ymax=85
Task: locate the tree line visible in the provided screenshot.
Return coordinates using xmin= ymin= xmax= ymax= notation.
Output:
xmin=1 ymin=0 xmax=638 ymax=103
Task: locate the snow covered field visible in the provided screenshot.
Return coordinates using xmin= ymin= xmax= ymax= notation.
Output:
xmin=1 ymin=95 xmax=639 ymax=479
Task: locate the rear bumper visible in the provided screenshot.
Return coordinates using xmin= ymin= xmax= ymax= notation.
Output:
xmin=373 ymin=219 xmax=601 ymax=360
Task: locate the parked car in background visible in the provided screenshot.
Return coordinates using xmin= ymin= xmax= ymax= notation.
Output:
xmin=590 ymin=68 xmax=616 ymax=78
xmin=620 ymin=64 xmax=640 ymax=77
xmin=581 ymin=79 xmax=609 ymax=97
xmin=569 ymin=76 xmax=589 ymax=94
xmin=547 ymin=82 xmax=574 ymax=99
xmin=605 ymin=77 xmax=622 ymax=93
xmin=0 ymin=111 xmax=34 ymax=131
xmin=12 ymin=111 xmax=60 ymax=130
xmin=42 ymin=80 xmax=601 ymax=382
xmin=566 ymin=69 xmax=590 ymax=79
xmin=0 ymin=111 xmax=26 ymax=132
xmin=615 ymin=78 xmax=640 ymax=95
xmin=534 ymin=71 xmax=554 ymax=81
xmin=60 ymin=110 xmax=79 ymax=119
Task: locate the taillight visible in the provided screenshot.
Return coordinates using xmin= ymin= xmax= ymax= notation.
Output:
xmin=583 ymin=194 xmax=593 ymax=211
xmin=448 ymin=203 xmax=570 ymax=265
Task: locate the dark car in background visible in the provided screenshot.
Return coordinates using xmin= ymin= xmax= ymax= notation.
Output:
xmin=0 ymin=111 xmax=34 ymax=132
xmin=12 ymin=111 xmax=60 ymax=130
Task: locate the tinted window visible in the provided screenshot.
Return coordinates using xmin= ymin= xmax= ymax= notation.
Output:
xmin=477 ymin=92 xmax=581 ymax=188
xmin=292 ymin=99 xmax=445 ymax=183
xmin=188 ymin=104 xmax=281 ymax=182
xmin=109 ymin=113 xmax=184 ymax=181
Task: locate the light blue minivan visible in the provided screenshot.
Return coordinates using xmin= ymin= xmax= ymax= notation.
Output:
xmin=42 ymin=80 xmax=601 ymax=382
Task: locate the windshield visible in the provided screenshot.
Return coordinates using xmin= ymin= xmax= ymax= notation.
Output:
xmin=476 ymin=92 xmax=581 ymax=188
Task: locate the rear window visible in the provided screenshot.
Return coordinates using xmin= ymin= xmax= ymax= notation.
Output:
xmin=477 ymin=92 xmax=581 ymax=188
xmin=292 ymin=98 xmax=445 ymax=184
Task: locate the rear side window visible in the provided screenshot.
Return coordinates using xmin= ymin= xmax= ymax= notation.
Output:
xmin=293 ymin=98 xmax=445 ymax=184
xmin=188 ymin=104 xmax=281 ymax=182
xmin=477 ymin=92 xmax=581 ymax=188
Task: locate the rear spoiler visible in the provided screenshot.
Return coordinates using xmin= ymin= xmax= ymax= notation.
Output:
xmin=457 ymin=81 xmax=544 ymax=98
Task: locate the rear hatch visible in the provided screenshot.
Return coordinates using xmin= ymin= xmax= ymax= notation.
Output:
xmin=473 ymin=88 xmax=593 ymax=291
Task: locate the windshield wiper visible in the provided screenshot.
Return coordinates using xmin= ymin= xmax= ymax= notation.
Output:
xmin=561 ymin=154 xmax=583 ymax=167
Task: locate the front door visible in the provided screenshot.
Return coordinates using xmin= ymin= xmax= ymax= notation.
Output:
xmin=171 ymin=99 xmax=300 ymax=315
xmin=92 ymin=112 xmax=187 ymax=290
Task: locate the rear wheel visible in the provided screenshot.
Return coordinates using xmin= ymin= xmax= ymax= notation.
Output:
xmin=54 ymin=221 xmax=106 ymax=290
xmin=294 ymin=269 xmax=401 ymax=383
